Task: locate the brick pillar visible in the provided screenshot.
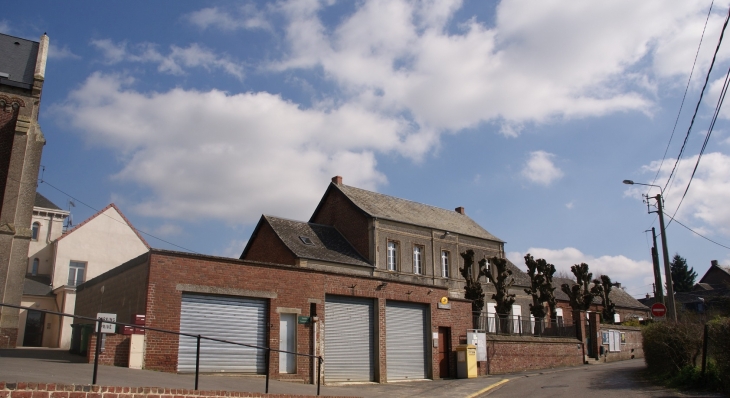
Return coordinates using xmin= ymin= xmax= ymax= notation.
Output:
xmin=573 ymin=310 xmax=587 ymax=364
xmin=588 ymin=312 xmax=601 ymax=360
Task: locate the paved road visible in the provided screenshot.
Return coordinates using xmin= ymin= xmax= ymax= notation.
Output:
xmin=484 ymin=359 xmax=722 ymax=397
xmin=0 ymin=348 xmax=505 ymax=398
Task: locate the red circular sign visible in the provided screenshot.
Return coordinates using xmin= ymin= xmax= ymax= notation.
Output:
xmin=651 ymin=303 xmax=667 ymax=317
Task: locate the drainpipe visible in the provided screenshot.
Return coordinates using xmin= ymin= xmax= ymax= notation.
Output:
xmin=312 ymin=316 xmax=319 ymax=384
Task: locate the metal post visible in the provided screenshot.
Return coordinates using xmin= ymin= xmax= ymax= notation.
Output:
xmin=650 ymin=228 xmax=664 ymax=303
xmin=195 ymin=335 xmax=201 ymax=390
xmin=92 ymin=319 xmax=102 ymax=385
xmin=655 ymin=194 xmax=677 ymax=321
xmin=701 ymin=324 xmax=709 ymax=377
xmin=265 ymin=348 xmax=271 ymax=394
xmin=317 ymin=356 xmax=322 ymax=396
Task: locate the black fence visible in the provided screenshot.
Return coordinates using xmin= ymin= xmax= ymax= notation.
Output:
xmin=474 ymin=313 xmax=576 ymax=338
xmin=0 ymin=302 xmax=323 ymax=395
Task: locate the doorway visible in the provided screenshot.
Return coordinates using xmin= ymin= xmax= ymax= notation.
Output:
xmin=437 ymin=327 xmax=451 ymax=378
xmin=23 ymin=310 xmax=45 ymax=347
xmin=279 ymin=313 xmax=297 ymax=373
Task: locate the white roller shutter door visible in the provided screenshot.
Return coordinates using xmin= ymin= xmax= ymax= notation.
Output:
xmin=178 ymin=293 xmax=267 ymax=373
xmin=324 ymin=296 xmax=375 ymax=382
xmin=386 ymin=301 xmax=428 ymax=381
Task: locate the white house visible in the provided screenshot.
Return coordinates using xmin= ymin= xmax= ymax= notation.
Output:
xmin=19 ymin=195 xmax=149 ymax=348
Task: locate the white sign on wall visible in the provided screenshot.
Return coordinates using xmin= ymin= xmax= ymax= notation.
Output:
xmin=467 ymin=331 xmax=487 ymax=361
xmin=96 ymin=313 xmax=117 ymax=334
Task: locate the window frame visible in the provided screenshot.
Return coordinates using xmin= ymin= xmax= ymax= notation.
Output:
xmin=413 ymin=245 xmax=424 ymax=275
xmin=386 ymin=241 xmax=399 ymax=271
xmin=67 ymin=261 xmax=87 ymax=287
xmin=31 ymin=258 xmax=39 ymax=276
xmin=31 ymin=222 xmax=40 ymax=241
xmin=441 ymin=250 xmax=449 ymax=278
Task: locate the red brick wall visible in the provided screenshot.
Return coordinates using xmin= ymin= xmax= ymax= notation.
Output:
xmin=484 ymin=336 xmax=584 ymax=374
xmin=242 ymin=221 xmax=296 ymax=265
xmin=310 ymin=187 xmax=371 ymax=263
xmin=142 ymin=250 xmax=471 ymax=383
xmin=0 ymin=382 xmax=355 ymax=398
xmin=87 ymin=333 xmax=130 ymax=367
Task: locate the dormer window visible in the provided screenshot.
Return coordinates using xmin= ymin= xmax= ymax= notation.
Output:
xmin=299 ymin=236 xmax=314 ymax=246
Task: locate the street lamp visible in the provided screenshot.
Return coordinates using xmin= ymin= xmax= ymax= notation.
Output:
xmin=623 ymin=179 xmax=677 ymax=321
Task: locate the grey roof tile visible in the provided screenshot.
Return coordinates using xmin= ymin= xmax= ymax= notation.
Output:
xmin=505 ymin=259 xmax=531 ymax=287
xmin=334 ymin=184 xmax=503 ymax=242
xmin=265 ymin=216 xmax=372 ymax=268
xmin=0 ymin=33 xmax=39 ymax=87
xmin=23 ymin=275 xmax=52 ymax=296
xmin=34 ymin=192 xmax=61 ymax=210
xmin=553 ymin=277 xmax=648 ymax=310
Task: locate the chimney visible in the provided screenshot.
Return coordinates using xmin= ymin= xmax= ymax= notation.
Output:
xmin=711 ymin=260 xmax=718 ymax=267
xmin=646 ymin=293 xmax=650 ymax=299
xmin=455 ymin=207 xmax=465 ymax=215
xmin=614 ymin=282 xmax=621 ymax=289
xmin=332 ymin=176 xmax=342 ymax=185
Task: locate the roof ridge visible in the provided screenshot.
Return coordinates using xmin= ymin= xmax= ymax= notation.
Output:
xmin=55 ymin=203 xmax=149 ymax=248
xmin=340 ymin=183 xmax=466 ymax=214
xmin=264 ymin=214 xmax=342 ymax=230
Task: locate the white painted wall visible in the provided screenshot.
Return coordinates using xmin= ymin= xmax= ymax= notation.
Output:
xmin=27 ymin=207 xmax=68 ymax=276
xmin=52 ymin=206 xmax=148 ymax=290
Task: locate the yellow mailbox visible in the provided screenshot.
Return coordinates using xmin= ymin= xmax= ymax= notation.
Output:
xmin=456 ymin=344 xmax=477 ymax=378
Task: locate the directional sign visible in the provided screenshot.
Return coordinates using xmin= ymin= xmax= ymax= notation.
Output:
xmin=97 ymin=313 xmax=117 ymax=334
xmin=651 ymin=303 xmax=667 ymax=318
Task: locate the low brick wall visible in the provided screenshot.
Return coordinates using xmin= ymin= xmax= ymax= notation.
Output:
xmin=0 ymin=382 xmax=355 ymax=398
xmin=86 ymin=334 xmax=130 ymax=367
xmin=483 ymin=335 xmax=584 ymax=375
xmin=599 ymin=325 xmax=643 ymax=362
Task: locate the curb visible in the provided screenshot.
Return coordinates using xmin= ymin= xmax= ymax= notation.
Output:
xmin=463 ymin=379 xmax=510 ymax=398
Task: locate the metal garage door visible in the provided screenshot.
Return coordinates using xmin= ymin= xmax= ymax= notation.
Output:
xmin=178 ymin=293 xmax=267 ymax=373
xmin=324 ymin=296 xmax=374 ymax=382
xmin=386 ymin=301 xmax=428 ymax=380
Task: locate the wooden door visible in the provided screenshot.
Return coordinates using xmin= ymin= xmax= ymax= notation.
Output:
xmin=437 ymin=327 xmax=451 ymax=378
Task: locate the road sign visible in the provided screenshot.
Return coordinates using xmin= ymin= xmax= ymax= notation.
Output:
xmin=651 ymin=303 xmax=667 ymax=318
xmin=97 ymin=313 xmax=117 ymax=334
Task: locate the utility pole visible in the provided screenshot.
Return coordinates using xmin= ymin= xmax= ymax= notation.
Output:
xmin=654 ymin=194 xmax=677 ymax=321
xmin=649 ymin=227 xmax=664 ymax=303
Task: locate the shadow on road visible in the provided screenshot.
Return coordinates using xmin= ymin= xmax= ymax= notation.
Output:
xmin=0 ymin=348 xmax=87 ymax=363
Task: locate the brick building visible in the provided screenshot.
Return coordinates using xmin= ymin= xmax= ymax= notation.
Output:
xmin=0 ymin=32 xmax=49 ymax=348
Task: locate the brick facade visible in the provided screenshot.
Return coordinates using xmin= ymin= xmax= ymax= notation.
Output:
xmin=483 ymin=335 xmax=584 ymax=374
xmin=310 ymin=188 xmax=371 ymax=263
xmin=87 ymin=333 xmax=130 ymax=367
xmin=243 ymin=221 xmax=297 ymax=266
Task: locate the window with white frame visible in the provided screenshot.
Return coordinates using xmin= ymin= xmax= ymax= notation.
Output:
xmin=441 ymin=250 xmax=449 ymax=278
xmin=31 ymin=222 xmax=40 ymax=241
xmin=413 ymin=245 xmax=423 ymax=274
xmin=68 ymin=261 xmax=86 ymax=286
xmin=387 ymin=241 xmax=398 ymax=271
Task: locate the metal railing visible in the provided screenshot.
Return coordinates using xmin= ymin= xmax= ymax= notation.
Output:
xmin=473 ymin=313 xmax=576 ymax=338
xmin=0 ymin=303 xmax=323 ymax=395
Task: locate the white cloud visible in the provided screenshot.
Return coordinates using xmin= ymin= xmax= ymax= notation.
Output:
xmin=0 ymin=20 xmax=10 ymax=34
xmin=268 ymin=0 xmax=726 ymax=137
xmin=565 ymin=201 xmax=574 ymax=209
xmin=521 ymin=151 xmax=563 ymax=186
xmin=91 ymin=39 xmax=244 ymax=80
xmin=48 ymin=43 xmax=80 ymax=60
xmin=187 ymin=5 xmax=271 ymax=31
xmin=636 ymin=152 xmax=730 ymax=237
xmin=53 ymin=73 xmax=421 ymax=223
xmin=507 ymin=247 xmax=655 ymax=297
xmin=153 ymin=223 xmax=183 ymax=237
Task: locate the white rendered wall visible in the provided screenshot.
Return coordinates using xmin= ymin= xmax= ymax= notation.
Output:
xmin=27 ymin=208 xmax=67 ymax=276
xmin=52 ymin=206 xmax=148 ymax=290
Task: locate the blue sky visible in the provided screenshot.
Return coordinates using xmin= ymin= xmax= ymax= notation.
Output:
xmin=4 ymin=0 xmax=730 ymax=298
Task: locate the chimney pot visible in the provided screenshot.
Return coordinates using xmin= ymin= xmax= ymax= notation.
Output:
xmin=646 ymin=293 xmax=650 ymax=299
xmin=455 ymin=206 xmax=465 ymax=215
xmin=711 ymin=260 xmax=718 ymax=267
xmin=332 ymin=176 xmax=342 ymax=185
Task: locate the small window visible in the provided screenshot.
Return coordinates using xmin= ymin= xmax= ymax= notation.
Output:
xmin=68 ymin=261 xmax=86 ymax=286
xmin=441 ymin=251 xmax=449 ymax=278
xmin=31 ymin=222 xmax=40 ymax=241
xmin=299 ymin=236 xmax=314 ymax=246
xmin=387 ymin=241 xmax=398 ymax=271
xmin=413 ymin=246 xmax=423 ymax=274
xmin=32 ymin=258 xmax=39 ymax=276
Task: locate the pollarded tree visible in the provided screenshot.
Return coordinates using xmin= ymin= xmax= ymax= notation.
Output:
xmin=524 ymin=254 xmax=547 ymax=319
xmin=460 ymin=250 xmax=488 ymax=317
xmin=670 ymin=254 xmax=697 ymax=293
xmin=561 ymin=263 xmax=600 ymax=311
xmin=485 ymin=256 xmax=516 ymax=332
xmin=541 ymin=261 xmax=558 ymax=323
xmin=592 ymin=275 xmax=616 ymax=323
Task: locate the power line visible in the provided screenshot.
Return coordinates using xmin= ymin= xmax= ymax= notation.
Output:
xmin=38 ymin=178 xmax=201 ymax=255
xmin=651 ymin=0 xmax=715 ymax=187
xmin=662 ymin=4 xmax=730 ymax=194
xmin=663 ymin=212 xmax=730 ymax=250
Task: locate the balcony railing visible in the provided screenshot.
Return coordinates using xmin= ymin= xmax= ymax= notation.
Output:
xmin=473 ymin=313 xmax=576 ymax=338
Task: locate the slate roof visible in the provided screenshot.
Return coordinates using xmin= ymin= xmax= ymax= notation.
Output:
xmin=0 ymin=33 xmax=39 ymax=88
xmin=505 ymin=259 xmax=531 ymax=287
xmin=553 ymin=277 xmax=648 ymax=310
xmin=34 ymin=192 xmax=62 ymax=210
xmin=328 ymin=183 xmax=503 ymax=242
xmin=23 ymin=275 xmax=52 ymax=296
xmin=263 ymin=216 xmax=372 ymax=268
